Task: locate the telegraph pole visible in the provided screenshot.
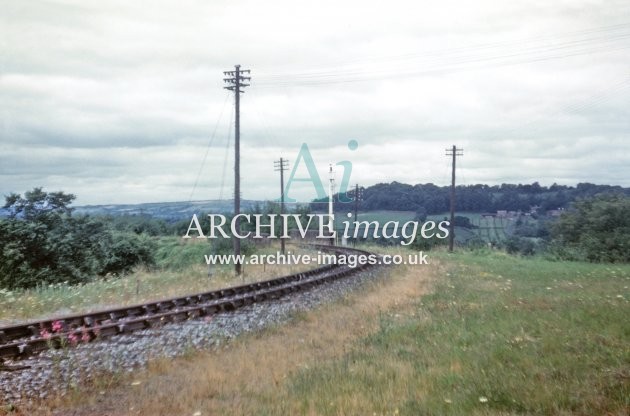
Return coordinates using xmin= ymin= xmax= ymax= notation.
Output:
xmin=353 ymin=184 xmax=362 ymax=245
xmin=224 ymin=65 xmax=250 ymax=275
xmin=274 ymin=157 xmax=289 ymax=255
xmin=445 ymin=145 xmax=463 ymax=252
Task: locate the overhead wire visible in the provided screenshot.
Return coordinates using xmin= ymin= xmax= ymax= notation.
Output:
xmin=254 ymin=25 xmax=630 ymax=88
xmin=219 ymin=100 xmax=235 ymax=201
xmin=258 ymin=24 xmax=630 ymax=77
xmin=246 ymin=88 xmax=278 ymax=149
xmin=198 ymin=24 xmax=629 ymax=204
xmin=188 ymin=92 xmax=230 ymax=202
xmin=258 ymin=23 xmax=630 ymax=78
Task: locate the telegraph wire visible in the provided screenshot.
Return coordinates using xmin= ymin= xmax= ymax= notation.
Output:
xmin=188 ymin=92 xmax=231 ymax=202
xmin=254 ymin=26 xmax=630 ymax=88
xmin=258 ymin=23 xmax=630 ymax=78
xmin=219 ymin=102 xmax=235 ymax=202
xmin=257 ymin=24 xmax=630 ymax=79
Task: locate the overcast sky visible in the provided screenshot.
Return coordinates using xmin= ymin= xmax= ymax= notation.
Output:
xmin=1 ymin=0 xmax=629 ymax=205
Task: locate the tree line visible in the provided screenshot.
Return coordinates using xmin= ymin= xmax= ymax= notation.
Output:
xmin=2 ymin=186 xmax=628 ymax=290
xmin=312 ymin=181 xmax=630 ymax=214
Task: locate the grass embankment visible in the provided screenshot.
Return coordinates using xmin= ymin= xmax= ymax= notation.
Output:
xmin=45 ymin=247 xmax=630 ymax=416
xmin=0 ymin=238 xmax=315 ymax=323
xmin=278 ymin=250 xmax=629 ymax=415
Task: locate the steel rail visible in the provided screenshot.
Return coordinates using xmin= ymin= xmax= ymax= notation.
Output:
xmin=0 ymin=244 xmax=380 ymax=360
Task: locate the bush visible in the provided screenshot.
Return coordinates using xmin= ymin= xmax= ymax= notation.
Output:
xmin=0 ymin=188 xmax=157 ymax=289
xmin=99 ymin=232 xmax=156 ymax=276
xmin=504 ymin=236 xmax=536 ymax=256
xmin=551 ymin=194 xmax=630 ymax=263
xmin=411 ymin=233 xmax=447 ymax=251
xmin=0 ymin=216 xmax=157 ymax=289
xmin=454 ymin=215 xmax=475 ymax=229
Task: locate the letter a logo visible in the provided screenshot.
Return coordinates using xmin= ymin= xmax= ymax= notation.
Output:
xmin=284 ymin=143 xmax=327 ymax=202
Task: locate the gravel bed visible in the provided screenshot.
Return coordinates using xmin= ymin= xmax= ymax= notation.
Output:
xmin=0 ymin=265 xmax=385 ymax=404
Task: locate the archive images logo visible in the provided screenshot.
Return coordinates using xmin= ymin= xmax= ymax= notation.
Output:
xmin=182 ymin=139 xmax=451 ymax=246
xmin=282 ymin=139 xmax=359 ymax=203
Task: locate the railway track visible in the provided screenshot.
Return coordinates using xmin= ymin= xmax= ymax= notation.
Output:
xmin=0 ymin=244 xmax=380 ymax=361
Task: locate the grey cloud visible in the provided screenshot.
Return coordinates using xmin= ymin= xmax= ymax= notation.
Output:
xmin=1 ymin=0 xmax=629 ymax=205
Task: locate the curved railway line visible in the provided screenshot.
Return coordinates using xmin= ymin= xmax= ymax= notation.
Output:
xmin=0 ymin=244 xmax=381 ymax=362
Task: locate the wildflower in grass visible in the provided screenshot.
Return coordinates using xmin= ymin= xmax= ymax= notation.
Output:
xmin=68 ymin=332 xmax=79 ymax=346
xmin=479 ymin=396 xmax=488 ymax=403
xmin=51 ymin=320 xmax=63 ymax=333
xmin=40 ymin=328 xmax=51 ymax=340
xmin=81 ymin=326 xmax=90 ymax=343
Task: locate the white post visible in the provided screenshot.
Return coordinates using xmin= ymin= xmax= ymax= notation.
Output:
xmin=328 ymin=163 xmax=335 ymax=245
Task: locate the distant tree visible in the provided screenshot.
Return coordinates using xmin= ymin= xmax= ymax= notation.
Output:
xmin=4 ymin=188 xmax=75 ymax=221
xmin=107 ymin=214 xmax=170 ymax=236
xmin=454 ymin=215 xmax=474 ymax=229
xmin=414 ymin=207 xmax=427 ymax=222
xmin=551 ymin=194 xmax=630 ymax=262
xmin=309 ymin=181 xmax=630 ymax=219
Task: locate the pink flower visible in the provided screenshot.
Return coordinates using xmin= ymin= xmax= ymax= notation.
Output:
xmin=51 ymin=320 xmax=63 ymax=333
xmin=81 ymin=327 xmax=91 ymax=343
xmin=40 ymin=328 xmax=51 ymax=340
xmin=68 ymin=333 xmax=79 ymax=346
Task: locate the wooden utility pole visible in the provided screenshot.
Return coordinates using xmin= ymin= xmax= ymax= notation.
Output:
xmin=274 ymin=157 xmax=289 ymax=255
xmin=446 ymin=145 xmax=463 ymax=252
xmin=224 ymin=65 xmax=250 ymax=275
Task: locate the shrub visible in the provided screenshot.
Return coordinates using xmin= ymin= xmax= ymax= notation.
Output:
xmin=0 ymin=188 xmax=156 ymax=289
xmin=551 ymin=194 xmax=630 ymax=263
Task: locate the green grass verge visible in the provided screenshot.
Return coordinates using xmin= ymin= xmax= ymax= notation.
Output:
xmin=270 ymin=250 xmax=630 ymax=415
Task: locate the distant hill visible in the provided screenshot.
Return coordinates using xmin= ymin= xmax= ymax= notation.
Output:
xmin=4 ymin=181 xmax=628 ymax=221
xmin=73 ymin=199 xmax=265 ymax=221
xmin=312 ymin=182 xmax=630 ymax=215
